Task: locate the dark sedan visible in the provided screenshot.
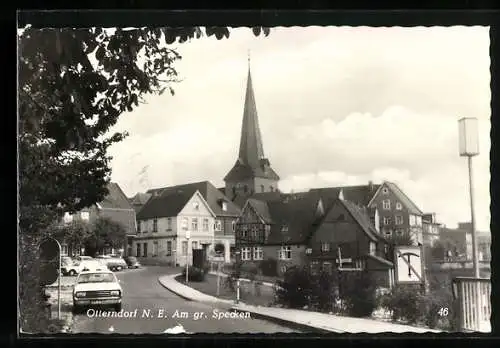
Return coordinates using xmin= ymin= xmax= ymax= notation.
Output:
xmin=124 ymin=256 xmax=141 ymax=269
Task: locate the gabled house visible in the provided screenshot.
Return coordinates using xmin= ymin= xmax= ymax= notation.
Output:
xmin=135 ymin=188 xmax=216 ymax=266
xmin=60 ymin=182 xmax=136 ymax=257
xmin=144 ymin=181 xmax=241 ymax=263
xmin=235 ymin=192 xmax=321 ymax=276
xmin=307 ymin=197 xmax=394 ymax=288
xmin=367 ymin=181 xmax=424 ymax=244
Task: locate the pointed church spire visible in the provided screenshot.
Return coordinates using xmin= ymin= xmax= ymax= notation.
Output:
xmin=238 ymin=55 xmax=265 ymax=169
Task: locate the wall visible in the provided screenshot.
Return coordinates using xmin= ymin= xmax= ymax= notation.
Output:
xmin=137 ymin=217 xmax=177 ymax=238
xmin=309 ymin=202 xmax=371 ymax=260
xmin=253 ymin=177 xmax=279 ymax=194
xmin=239 ymin=244 xmax=307 ymax=276
xmin=225 ymin=177 xmax=279 ymax=199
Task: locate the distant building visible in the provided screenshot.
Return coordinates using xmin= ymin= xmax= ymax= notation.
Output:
xmin=59 ymin=182 xmax=136 ymax=257
xmin=133 ymin=181 xmax=241 ymax=265
xmin=128 ymin=192 xmax=152 ymax=214
xmin=422 ymin=213 xmax=441 ymax=247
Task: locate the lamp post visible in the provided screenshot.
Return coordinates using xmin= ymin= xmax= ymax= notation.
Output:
xmin=185 ymin=230 xmax=190 ymax=283
xmin=458 ymin=117 xmax=480 ymax=278
xmin=234 ymin=250 xmax=241 ymax=304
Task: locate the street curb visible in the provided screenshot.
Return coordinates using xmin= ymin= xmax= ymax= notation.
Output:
xmin=158 ymin=274 xmax=341 ymax=333
xmin=229 ymin=307 xmax=342 ymax=334
xmin=157 ymin=278 xmax=195 ymax=302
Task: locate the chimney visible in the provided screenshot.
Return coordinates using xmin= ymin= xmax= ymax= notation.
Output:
xmin=368 ymin=180 xmax=374 ymax=191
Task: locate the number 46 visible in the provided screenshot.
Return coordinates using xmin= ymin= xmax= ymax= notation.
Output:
xmin=438 ymin=307 xmax=449 ymax=316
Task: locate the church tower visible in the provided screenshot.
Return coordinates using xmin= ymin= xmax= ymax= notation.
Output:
xmin=223 ymin=56 xmax=280 ymax=200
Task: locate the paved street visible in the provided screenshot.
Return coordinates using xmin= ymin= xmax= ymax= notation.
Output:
xmin=71 ymin=266 xmax=300 ymax=334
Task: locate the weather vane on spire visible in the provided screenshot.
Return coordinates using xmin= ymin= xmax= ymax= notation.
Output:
xmin=248 ymin=49 xmax=251 ymax=66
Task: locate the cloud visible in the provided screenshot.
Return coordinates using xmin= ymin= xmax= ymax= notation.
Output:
xmin=106 ymin=26 xmax=490 ymax=232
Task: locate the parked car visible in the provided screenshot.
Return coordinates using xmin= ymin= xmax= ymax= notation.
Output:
xmin=62 ymin=259 xmax=101 ymax=276
xmin=124 ymin=256 xmax=141 ymax=269
xmin=72 ymin=269 xmax=122 ymax=313
xmin=96 ymin=255 xmax=128 ymax=272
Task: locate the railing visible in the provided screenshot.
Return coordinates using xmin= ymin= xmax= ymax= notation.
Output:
xmin=452 ymin=277 xmax=491 ymax=332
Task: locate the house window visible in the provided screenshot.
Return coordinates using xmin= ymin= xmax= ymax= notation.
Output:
xmin=192 ymin=218 xmax=198 ymax=231
xmin=251 ymin=225 xmax=259 ymax=238
xmin=137 ymin=221 xmax=142 ymax=233
xmin=232 ymin=221 xmax=236 ymax=232
xmin=396 ymin=202 xmax=403 ymax=210
xmin=321 ymin=242 xmax=330 ymax=252
xmin=80 ymin=212 xmax=90 ymax=221
xmin=182 ymin=241 xmax=188 ymax=256
xmin=279 ymin=246 xmax=292 ymax=260
xmin=166 ymin=241 xmax=172 ymax=256
xmin=384 ymin=229 xmax=392 ymax=238
xmin=153 ymin=241 xmax=159 ymax=257
xmin=241 ymin=225 xmax=248 ymax=238
xmin=270 ymin=186 xmax=274 ymax=192
xmin=383 ymin=199 xmax=391 ymax=210
xmin=416 ymin=216 xmax=422 ymax=226
xmin=215 ymin=220 xmax=222 ymax=232
xmin=260 ymin=185 xmax=265 ymax=192
xmin=193 ymin=202 xmax=199 ymax=210
xmin=182 ymin=217 xmax=188 ymax=230
xmin=354 ymin=259 xmax=365 ymax=270
xmin=409 ymin=215 xmax=416 ymax=226
xmin=395 ymin=215 xmax=403 ymax=225
xmin=136 ymin=243 xmax=141 ymax=257
xmin=310 ymin=261 xmax=320 ymax=275
xmin=222 ymin=202 xmax=227 ymax=211
xmin=244 ymin=185 xmax=248 ymax=193
xmin=203 ymin=218 xmax=209 ymax=231
xmin=167 ymin=218 xmax=172 ymax=230
xmin=192 ymin=241 xmax=198 ymax=250
xmin=383 ymin=217 xmax=391 ymax=225
xmin=253 ymin=247 xmax=263 ymax=260
xmin=281 ymin=225 xmax=289 ymax=233
xmin=369 ymin=242 xmax=376 ymax=255
xmin=396 ymin=229 xmax=404 ymax=236
xmin=61 ymin=244 xmax=68 ymax=256
xmin=338 ymin=214 xmax=345 ymax=221
xmin=63 ymin=212 xmax=73 ymax=224
xmin=143 ymin=243 xmax=148 ymax=257
xmin=382 ymin=187 xmax=389 ymax=194
xmin=241 ymin=247 xmax=251 ymax=261
xmin=153 ymin=218 xmax=158 ymax=232
xmin=322 ymin=262 xmax=332 ymax=273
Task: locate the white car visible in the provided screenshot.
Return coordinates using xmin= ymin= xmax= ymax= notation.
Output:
xmin=72 ymin=269 xmax=123 ymax=313
xmin=62 ymin=259 xmax=101 ymax=276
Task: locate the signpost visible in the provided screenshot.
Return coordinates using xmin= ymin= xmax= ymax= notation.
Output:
xmin=39 ymin=237 xmax=62 ymax=320
xmin=394 ymin=245 xmax=425 ymax=287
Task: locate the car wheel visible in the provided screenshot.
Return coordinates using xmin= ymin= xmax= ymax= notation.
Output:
xmin=69 ymin=270 xmax=77 ymax=276
xmin=114 ymin=304 xmax=122 ymax=312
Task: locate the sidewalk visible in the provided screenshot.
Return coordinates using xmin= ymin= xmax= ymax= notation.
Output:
xmin=158 ymin=274 xmax=442 ymax=334
xmin=208 ymin=271 xmax=275 ymax=287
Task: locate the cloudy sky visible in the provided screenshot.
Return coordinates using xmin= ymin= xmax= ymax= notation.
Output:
xmin=107 ymin=26 xmax=491 ymax=232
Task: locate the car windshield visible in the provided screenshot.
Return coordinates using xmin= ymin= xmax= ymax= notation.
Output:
xmin=77 ymin=273 xmax=116 ymax=284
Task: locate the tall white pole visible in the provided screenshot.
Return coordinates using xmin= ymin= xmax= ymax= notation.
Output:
xmin=185 ymin=237 xmax=189 ymax=283
xmin=467 ymin=156 xmax=480 ymax=279
xmin=52 ymin=237 xmax=62 ymax=320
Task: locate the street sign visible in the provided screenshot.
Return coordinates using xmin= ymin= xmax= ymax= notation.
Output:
xmin=394 ymin=246 xmax=424 ymax=284
xmin=39 ymin=238 xmax=61 ymax=286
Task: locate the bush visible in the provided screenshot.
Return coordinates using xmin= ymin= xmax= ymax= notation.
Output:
xmin=310 ymin=270 xmax=339 ymax=312
xmin=274 ymin=266 xmax=314 ymax=309
xmin=181 ymin=266 xmax=206 ymax=282
xmin=260 ymin=258 xmax=278 ymax=277
xmin=241 ymin=263 xmax=259 ymax=280
xmin=339 ymin=271 xmax=378 ymax=317
xmin=381 ymin=284 xmax=423 ymax=324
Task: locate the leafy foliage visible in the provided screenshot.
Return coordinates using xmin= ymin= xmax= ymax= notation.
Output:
xmin=275 ymin=266 xmax=314 ymax=309
xmin=85 ymin=217 xmax=127 ymax=256
xmin=18 ymin=25 xmax=270 ymax=332
xmin=339 ymin=270 xmax=378 ymax=317
xmin=182 ymin=266 xmax=206 ymax=282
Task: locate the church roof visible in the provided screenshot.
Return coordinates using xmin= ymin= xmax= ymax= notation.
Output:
xmin=224 ymin=64 xmax=279 ymax=183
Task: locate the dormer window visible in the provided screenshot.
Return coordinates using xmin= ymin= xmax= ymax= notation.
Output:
xmin=281 ymin=225 xmax=289 ymax=233
xmin=382 ymin=187 xmax=389 ymax=194
xmin=222 ymin=201 xmax=227 ymax=211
